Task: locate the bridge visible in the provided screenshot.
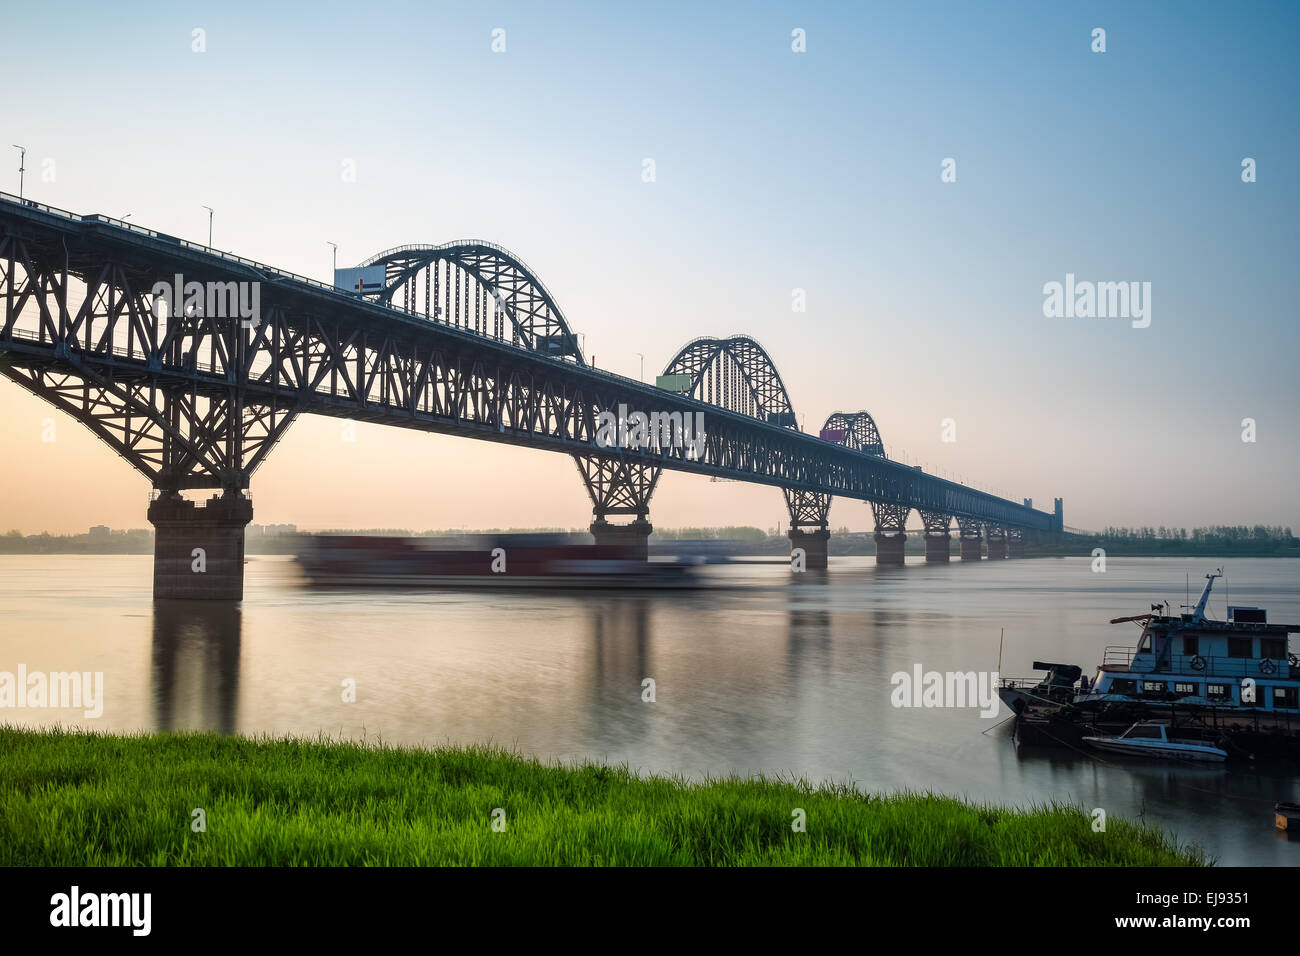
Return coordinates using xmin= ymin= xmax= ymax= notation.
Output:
xmin=0 ymin=192 xmax=1063 ymax=599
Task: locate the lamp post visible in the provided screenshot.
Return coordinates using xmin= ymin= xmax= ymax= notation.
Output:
xmin=635 ymin=352 xmax=644 ymax=382
xmin=327 ymin=242 xmax=338 ymax=284
xmin=12 ymin=145 xmax=25 ymax=200
xmin=201 ymin=205 xmax=213 ymax=247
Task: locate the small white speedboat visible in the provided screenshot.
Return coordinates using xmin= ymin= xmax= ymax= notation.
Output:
xmin=1083 ymin=722 xmax=1228 ymax=762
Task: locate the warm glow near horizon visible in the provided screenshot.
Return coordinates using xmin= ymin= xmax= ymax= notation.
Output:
xmin=2 ymin=1 xmax=1297 ymax=536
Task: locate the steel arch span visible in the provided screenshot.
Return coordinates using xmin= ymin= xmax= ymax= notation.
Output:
xmin=821 ymin=410 xmax=885 ymax=457
xmin=358 ymin=242 xmax=584 ymax=365
xmin=660 ymin=335 xmax=797 ymax=426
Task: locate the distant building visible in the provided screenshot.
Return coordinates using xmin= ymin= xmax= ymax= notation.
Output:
xmin=249 ymin=523 xmax=297 ymax=537
xmin=89 ymin=525 xmax=109 ymax=539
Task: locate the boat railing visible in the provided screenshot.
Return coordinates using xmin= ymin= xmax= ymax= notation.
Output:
xmin=998 ymin=677 xmax=1044 ymax=690
xmin=1121 ymin=651 xmax=1290 ymax=680
xmin=1103 ymin=645 xmax=1135 ymax=667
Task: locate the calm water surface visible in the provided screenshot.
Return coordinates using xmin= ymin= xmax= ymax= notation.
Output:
xmin=2 ymin=553 xmax=1298 ymax=865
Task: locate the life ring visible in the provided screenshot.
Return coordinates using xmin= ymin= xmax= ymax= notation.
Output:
xmin=1260 ymin=658 xmax=1277 ymax=675
xmin=1289 ymin=653 xmax=1298 ymax=668
xmin=1189 ymin=655 xmax=1207 ymax=672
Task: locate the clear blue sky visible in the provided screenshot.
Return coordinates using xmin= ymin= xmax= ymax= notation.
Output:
xmin=2 ymin=0 xmax=1297 ymax=534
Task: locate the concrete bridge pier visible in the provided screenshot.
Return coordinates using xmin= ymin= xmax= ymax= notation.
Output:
xmin=590 ymin=518 xmax=653 ymax=560
xmin=870 ymin=501 xmax=911 ymax=566
xmin=957 ymin=518 xmax=982 ymax=560
xmin=924 ymin=533 xmax=951 ymax=562
xmin=788 ymin=527 xmax=830 ymax=570
xmin=985 ymin=525 xmax=1008 ymax=560
xmin=918 ymin=511 xmax=952 ymax=563
xmin=147 ymin=492 xmax=253 ymax=600
xmin=1007 ymin=528 xmax=1025 ymax=558
xmin=783 ymin=488 xmax=832 ymax=571
xmin=574 ymin=455 xmax=660 ymax=562
xmin=873 ymin=532 xmax=907 ymax=565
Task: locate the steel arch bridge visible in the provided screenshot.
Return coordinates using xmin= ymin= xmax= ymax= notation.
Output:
xmin=660 ymin=335 xmax=797 ymax=426
xmin=0 ymin=192 xmax=1060 ymax=596
xmin=821 ymin=411 xmax=885 ymax=457
xmin=358 ymin=242 xmax=584 ymax=364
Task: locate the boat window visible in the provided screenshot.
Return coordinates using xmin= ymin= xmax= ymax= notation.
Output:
xmin=1124 ymin=726 xmax=1163 ymax=739
xmin=1228 ymin=637 xmax=1253 ymax=659
xmin=1109 ymin=679 xmax=1137 ymax=695
xmin=1274 ymin=687 xmax=1299 ymax=710
xmin=1136 ymin=634 xmax=1152 ymax=654
xmin=1182 ymin=636 xmax=1199 ymax=655
xmin=1141 ymin=681 xmax=1166 ymax=694
xmin=1261 ymin=638 xmax=1285 ymax=660
xmin=1206 ymin=683 xmax=1230 ymax=701
xmin=1174 ymin=682 xmax=1198 ymax=695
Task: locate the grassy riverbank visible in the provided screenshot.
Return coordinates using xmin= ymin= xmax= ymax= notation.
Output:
xmin=0 ymin=726 xmax=1207 ymax=866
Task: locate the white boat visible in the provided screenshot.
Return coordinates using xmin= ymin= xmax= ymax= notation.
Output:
xmin=1082 ymin=722 xmax=1228 ymax=762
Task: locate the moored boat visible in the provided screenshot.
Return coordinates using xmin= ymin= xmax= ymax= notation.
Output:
xmin=1082 ymin=722 xmax=1228 ymax=762
xmin=1002 ymin=571 xmax=1300 ymax=763
xmin=1080 ymin=570 xmax=1300 ymax=718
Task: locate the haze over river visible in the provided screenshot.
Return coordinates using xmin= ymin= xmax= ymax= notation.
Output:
xmin=3 ymin=553 xmax=1297 ymax=865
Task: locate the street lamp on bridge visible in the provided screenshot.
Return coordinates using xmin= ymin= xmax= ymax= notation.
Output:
xmin=201 ymin=205 xmax=213 ymax=247
xmin=327 ymin=242 xmax=338 ymax=283
xmin=12 ymin=145 xmax=25 ymax=201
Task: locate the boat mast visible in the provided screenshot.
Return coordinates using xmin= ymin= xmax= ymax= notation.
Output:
xmin=1191 ymin=569 xmax=1223 ymax=623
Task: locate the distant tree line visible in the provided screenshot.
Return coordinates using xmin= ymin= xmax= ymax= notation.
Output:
xmin=1069 ymin=525 xmax=1299 ymax=556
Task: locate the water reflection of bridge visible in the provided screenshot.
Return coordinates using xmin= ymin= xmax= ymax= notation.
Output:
xmin=151 ymin=601 xmax=240 ymax=733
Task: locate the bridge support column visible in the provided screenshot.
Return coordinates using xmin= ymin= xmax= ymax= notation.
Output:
xmin=574 ymin=455 xmax=660 ymax=563
xmin=783 ymin=488 xmax=832 ymax=571
xmin=874 ymin=532 xmax=907 ymax=566
xmin=918 ymin=510 xmax=952 ymax=563
xmin=870 ymin=502 xmax=910 ymax=567
xmin=957 ymin=519 xmax=982 ymax=560
xmin=147 ymin=492 xmax=253 ymax=600
xmin=1007 ymin=528 xmax=1025 ymax=558
xmin=590 ymin=518 xmax=653 ymax=560
xmin=985 ymin=525 xmax=1007 ymax=560
xmin=924 ymin=533 xmax=951 ymax=562
xmin=788 ymin=527 xmax=830 ymax=570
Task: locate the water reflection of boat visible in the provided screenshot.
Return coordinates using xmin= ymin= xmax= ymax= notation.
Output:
xmin=295 ymin=534 xmax=707 ymax=589
xmin=1082 ymin=722 xmax=1229 ymax=762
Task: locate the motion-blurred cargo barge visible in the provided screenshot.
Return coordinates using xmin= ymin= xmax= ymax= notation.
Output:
xmin=295 ymin=533 xmax=709 ymax=590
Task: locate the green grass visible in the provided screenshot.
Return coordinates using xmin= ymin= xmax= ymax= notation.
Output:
xmin=0 ymin=725 xmax=1207 ymax=866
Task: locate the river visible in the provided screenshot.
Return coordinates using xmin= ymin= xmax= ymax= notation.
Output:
xmin=2 ymin=553 xmax=1297 ymax=865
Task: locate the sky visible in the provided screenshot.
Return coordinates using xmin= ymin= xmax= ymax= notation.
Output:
xmin=1 ymin=0 xmax=1297 ymax=535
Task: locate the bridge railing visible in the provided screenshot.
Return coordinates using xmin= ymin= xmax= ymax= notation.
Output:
xmin=0 ymin=191 xmax=344 ymax=297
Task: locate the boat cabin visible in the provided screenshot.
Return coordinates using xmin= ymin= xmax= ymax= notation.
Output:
xmin=1089 ymin=572 xmax=1299 ymax=713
